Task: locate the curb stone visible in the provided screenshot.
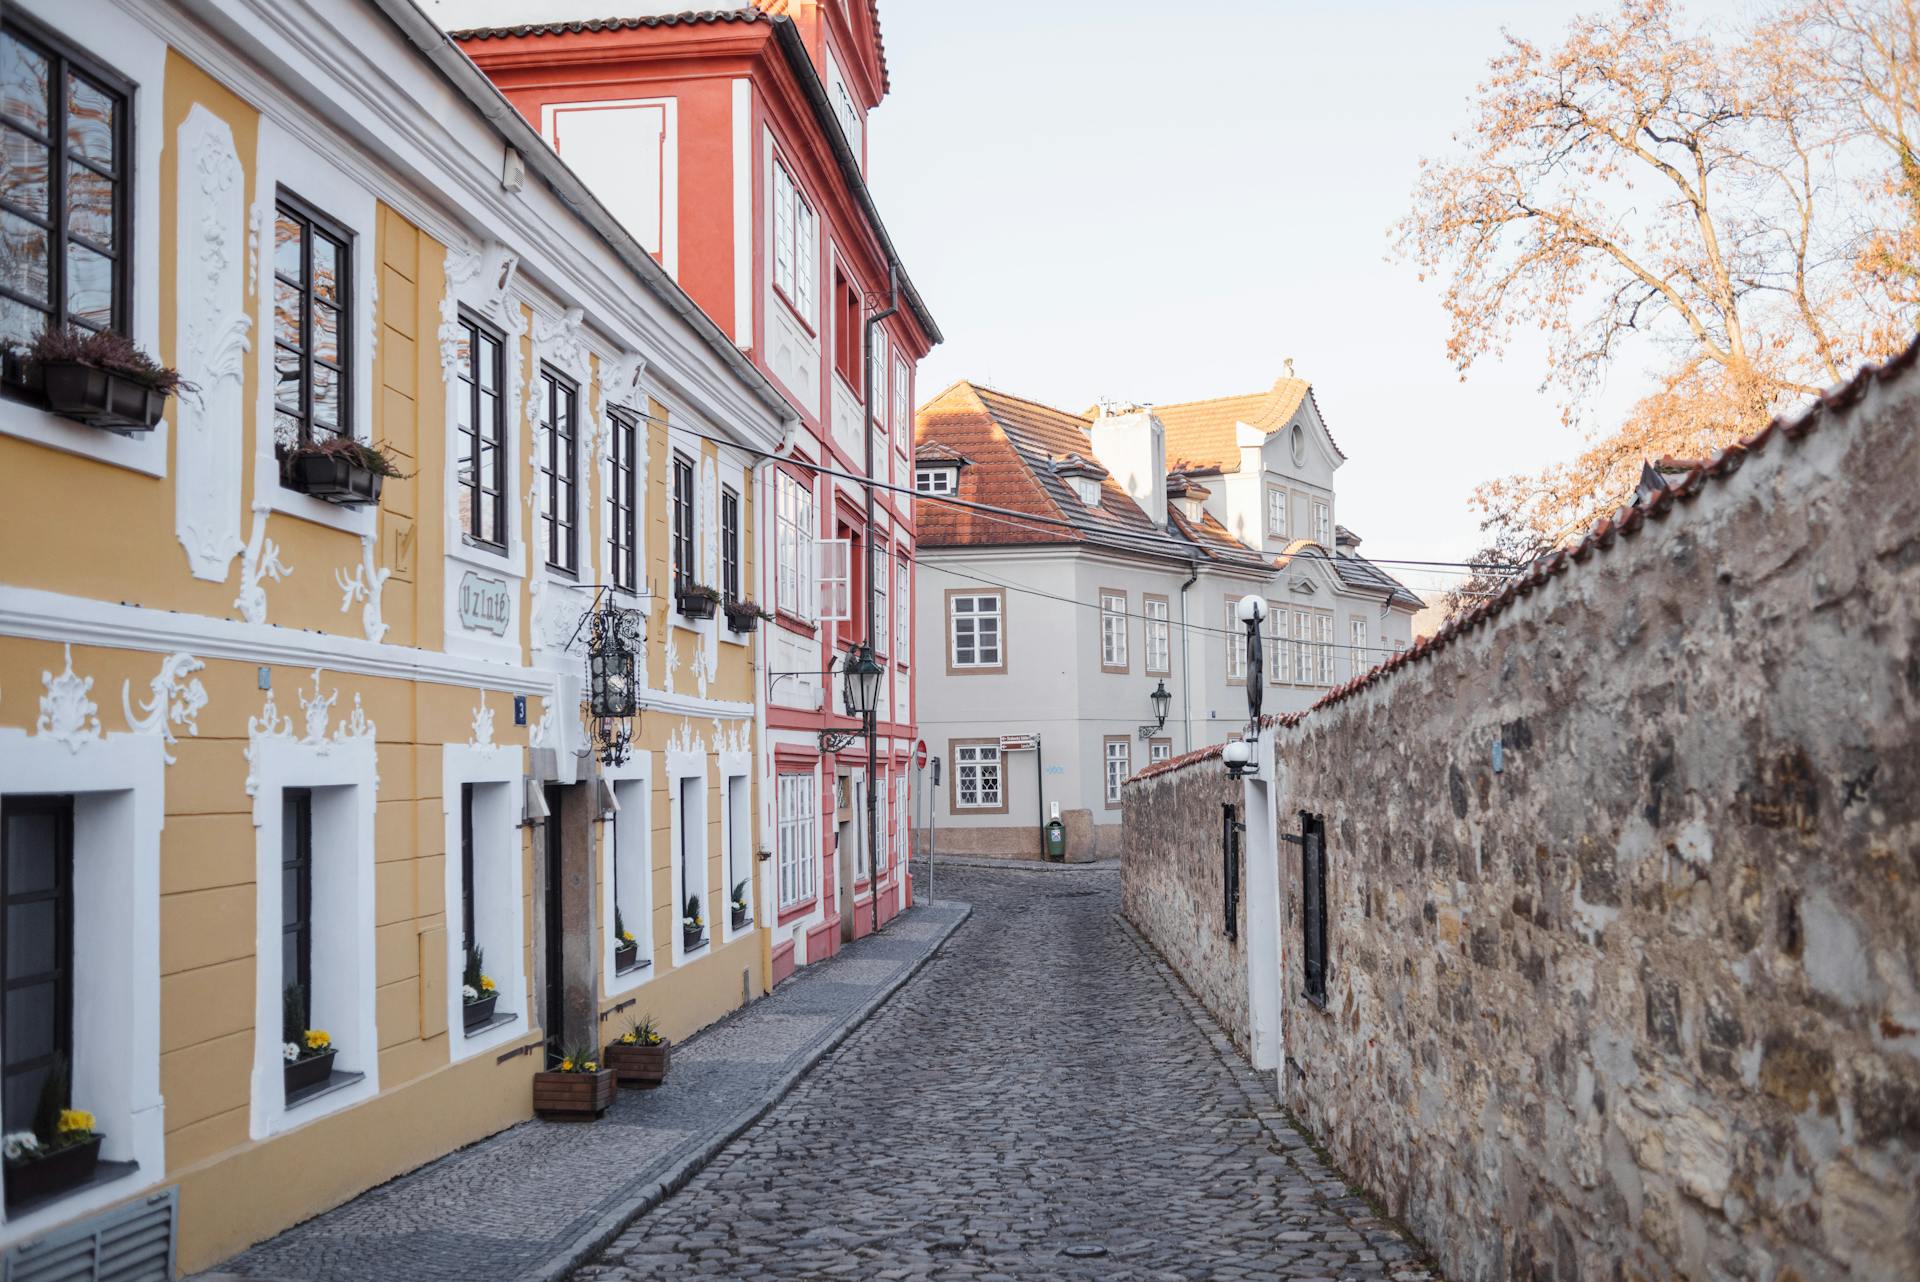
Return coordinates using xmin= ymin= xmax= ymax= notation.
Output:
xmin=534 ymin=902 xmax=973 ymax=1282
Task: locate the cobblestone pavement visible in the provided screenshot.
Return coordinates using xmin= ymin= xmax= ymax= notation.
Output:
xmin=574 ymin=864 xmax=1437 ymax=1282
xmin=201 ymin=901 xmax=971 ymax=1282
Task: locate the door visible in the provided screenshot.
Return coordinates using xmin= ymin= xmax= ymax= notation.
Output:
xmin=543 ymin=783 xmax=565 ymax=1059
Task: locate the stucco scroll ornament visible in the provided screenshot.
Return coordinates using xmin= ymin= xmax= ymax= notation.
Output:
xmin=244 ymin=689 xmax=294 ymax=797
xmin=528 ymin=697 xmax=557 ymax=750
xmin=297 ymin=669 xmax=337 ymax=746
xmin=122 ymin=653 xmax=208 ymax=765
xmin=662 ymin=623 xmax=680 ymax=695
xmin=234 ymin=501 xmax=292 ymax=625
xmin=335 ymin=534 xmax=392 ymax=643
xmin=666 ymin=719 xmax=702 ymax=758
xmin=533 ymin=306 xmax=590 ymax=386
xmin=470 ymin=699 xmax=496 ymax=749
xmin=247 ymin=201 xmax=266 ymax=299
xmin=35 ymin=645 xmax=102 ymax=754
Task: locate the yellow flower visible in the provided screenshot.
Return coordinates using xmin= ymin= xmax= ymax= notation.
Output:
xmin=305 ymin=1029 xmax=331 ymax=1051
xmin=560 ymin=1058 xmax=575 ymax=1072
xmin=619 ymin=1032 xmax=637 ymax=1045
xmin=583 ymin=1061 xmax=597 ymax=1072
xmin=480 ymin=976 xmax=497 ymax=993
xmin=621 ymin=931 xmax=635 ymax=944
xmin=56 ymin=1109 xmax=94 ymax=1135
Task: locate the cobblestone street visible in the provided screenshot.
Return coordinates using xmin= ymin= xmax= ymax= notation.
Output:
xmin=576 ymin=864 xmax=1434 ymax=1282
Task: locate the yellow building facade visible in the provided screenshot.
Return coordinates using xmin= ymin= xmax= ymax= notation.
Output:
xmin=0 ymin=0 xmax=796 ymax=1271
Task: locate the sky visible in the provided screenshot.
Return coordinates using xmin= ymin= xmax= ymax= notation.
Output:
xmin=865 ymin=0 xmax=1750 ymax=599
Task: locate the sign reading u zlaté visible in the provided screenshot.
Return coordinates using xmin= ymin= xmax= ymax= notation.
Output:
xmin=459 ymin=571 xmax=512 ymax=636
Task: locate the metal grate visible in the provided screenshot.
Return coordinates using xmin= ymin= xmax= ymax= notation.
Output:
xmin=1222 ymin=803 xmax=1242 ymax=943
xmin=4 ymin=1187 xmax=176 ymax=1282
xmin=1301 ymin=812 xmax=1328 ymax=1007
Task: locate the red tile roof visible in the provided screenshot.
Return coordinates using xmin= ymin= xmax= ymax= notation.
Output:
xmin=449 ymin=9 xmax=766 ymax=39
xmin=1125 ymin=337 xmax=1920 ymax=789
xmin=1153 ymin=377 xmax=1346 ymax=475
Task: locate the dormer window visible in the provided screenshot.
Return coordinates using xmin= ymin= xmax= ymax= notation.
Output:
xmin=1074 ymin=477 xmax=1101 ymax=507
xmin=1182 ymin=497 xmax=1205 ymax=522
xmin=916 ymin=466 xmax=956 ymax=495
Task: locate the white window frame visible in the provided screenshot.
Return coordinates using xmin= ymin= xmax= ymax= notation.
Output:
xmin=1315 ymin=501 xmax=1332 ymax=547
xmin=777 ymin=770 xmax=818 ymax=909
xmin=1225 ymin=598 xmax=1247 ymax=683
xmin=1104 ymin=739 xmax=1131 ymax=806
xmin=443 ymin=743 xmax=529 ymax=1060
xmin=776 ymin=469 xmax=817 ymax=623
xmin=667 ymin=748 xmax=710 ymax=964
xmin=1143 ymin=597 xmax=1170 ymax=675
xmin=1267 ymin=486 xmax=1287 ymax=539
xmin=601 ymin=748 xmax=654 ymax=996
xmin=894 ymin=557 xmax=910 ymax=664
xmin=1100 ymin=590 xmax=1128 ymax=669
xmin=916 ymin=466 xmax=954 ymax=495
xmin=818 ymin=536 xmax=851 ymax=622
xmin=949 ymin=592 xmax=1003 ymax=669
xmin=1315 ymin=612 xmax=1336 ymax=684
xmin=953 ymin=743 xmax=1002 ymax=810
xmin=771 ymin=158 xmax=817 ymax=326
xmin=1294 ymin=609 xmax=1313 ymax=684
xmin=1350 ymin=616 xmax=1369 ymax=679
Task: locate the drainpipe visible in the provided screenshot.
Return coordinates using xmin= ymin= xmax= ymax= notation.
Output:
xmin=862 ymin=265 xmax=899 ymax=939
xmin=1176 ymin=561 xmax=1199 ymax=752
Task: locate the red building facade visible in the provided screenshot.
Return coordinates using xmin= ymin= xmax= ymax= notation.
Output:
xmin=453 ymin=1 xmax=939 ymax=980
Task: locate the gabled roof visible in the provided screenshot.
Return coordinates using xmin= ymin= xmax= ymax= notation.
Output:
xmin=913 ymin=382 xmax=1267 ymax=571
xmin=1154 ymin=376 xmax=1345 ymax=474
xmin=914 ymin=440 xmax=970 ymax=466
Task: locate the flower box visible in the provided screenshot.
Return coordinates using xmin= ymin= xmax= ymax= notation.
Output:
xmin=677 ymin=587 xmax=720 ymax=621
xmin=39 ymin=362 xmax=166 ymax=434
xmin=462 ymin=992 xmax=499 ymax=1033
xmin=284 ymin=1048 xmax=336 ymax=1098
xmin=731 ymin=906 xmax=749 ymax=931
xmin=532 ymin=1067 xmax=615 ymax=1120
xmin=682 ymin=926 xmax=706 ymax=952
xmin=613 ymin=939 xmax=639 ymax=971
xmin=723 ymin=602 xmax=763 ymax=634
xmin=3 ymin=1134 xmax=103 ymax=1211
xmin=605 ymin=1039 xmax=671 ymax=1089
xmin=287 ymin=451 xmax=385 ymax=507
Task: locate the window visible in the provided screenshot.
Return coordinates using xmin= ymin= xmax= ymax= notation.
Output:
xmin=721 ymin=485 xmax=740 ymax=604
xmin=833 ymin=266 xmax=861 ymax=389
xmin=873 ymin=546 xmax=888 ymax=657
xmin=952 ymin=742 xmax=1002 ymax=811
xmin=609 ymin=410 xmax=638 ymax=591
xmin=455 ymin=312 xmax=507 ymax=549
xmin=1294 ymin=609 xmax=1313 ymax=684
xmin=1265 ymin=600 xmax=1285 ymax=685
xmin=1103 ymin=738 xmax=1131 ymax=807
xmin=818 ymin=534 xmax=851 ymax=623
xmin=1301 ymin=811 xmax=1328 ymax=1006
xmin=671 ymin=452 xmax=695 ymax=595
xmin=1266 ymin=487 xmax=1288 ymax=539
xmin=771 ymin=160 xmax=816 ymax=325
xmin=1149 ymin=738 xmax=1172 ymax=765
xmin=915 ymin=467 xmax=954 ymax=495
xmin=1315 ymin=501 xmax=1332 ymax=546
xmin=1225 ymin=598 xmax=1247 ymax=684
xmin=539 ymin=367 xmax=578 ymax=575
xmin=870 ymin=769 xmax=886 ymax=876
xmin=871 ymin=326 xmax=889 ymax=432
xmin=948 ymin=591 xmax=1003 ymax=671
xmin=776 ymin=772 xmax=817 ymax=908
xmin=894 ymin=557 xmax=910 ymax=664
xmin=1143 ymin=595 xmax=1171 ymax=675
xmin=281 ymin=789 xmax=313 ymax=1041
xmin=0 ymin=19 xmax=130 ymax=358
xmin=1350 ymin=616 xmax=1369 ymax=679
xmin=776 ymin=470 xmax=816 ymax=622
xmin=1315 ymin=612 xmax=1336 ymax=684
xmin=272 ymin=192 xmax=353 ymax=452
xmin=1100 ymin=589 xmax=1128 ymax=672
xmin=892 ymin=358 xmax=911 ymax=448
xmin=2 ymin=796 xmax=72 ymax=1135
xmin=1222 ymin=802 xmax=1242 ymax=941
xmin=1073 ymin=477 xmax=1102 ymax=506
xmin=459 ymin=784 xmax=476 ymax=965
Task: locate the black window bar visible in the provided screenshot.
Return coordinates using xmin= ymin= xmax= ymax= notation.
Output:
xmin=1222 ymin=802 xmax=1242 ymax=943
xmin=671 ymin=453 xmax=695 ymax=595
xmin=1301 ymin=810 xmax=1328 ymax=1007
xmin=456 ymin=311 xmax=506 ymax=549
xmin=541 ymin=367 xmax=578 ymax=575
xmin=282 ymin=789 xmax=314 ymax=1031
xmin=1 ymin=795 xmax=74 ymax=1133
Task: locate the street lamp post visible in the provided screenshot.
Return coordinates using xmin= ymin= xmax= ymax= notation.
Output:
xmin=1225 ymin=595 xmax=1266 ymax=779
xmin=839 ymin=642 xmax=886 ymax=936
xmin=1149 ymin=679 xmax=1172 ymax=731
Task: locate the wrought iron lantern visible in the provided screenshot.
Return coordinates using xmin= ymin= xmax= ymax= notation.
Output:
xmin=842 ymin=642 xmax=885 ymax=721
xmin=1148 ymin=679 xmax=1172 ymax=731
xmin=586 ymin=600 xmax=645 ymax=765
xmin=1236 ymin=594 xmax=1265 ymax=723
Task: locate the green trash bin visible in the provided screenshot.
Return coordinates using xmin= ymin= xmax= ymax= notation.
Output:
xmin=1045 ymin=818 xmax=1067 ymax=862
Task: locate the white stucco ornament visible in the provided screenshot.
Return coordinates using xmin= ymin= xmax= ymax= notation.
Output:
xmin=235 ymin=501 xmax=292 ymax=624
xmin=335 ymin=534 xmax=392 ymax=643
xmin=470 ymin=698 xmax=496 ymax=749
xmin=248 ymin=671 xmax=378 ymax=796
xmin=528 ymin=697 xmax=556 ymax=750
xmin=122 ymin=652 xmax=208 ymax=764
xmin=35 ymin=645 xmax=102 ymax=753
xmin=244 ymin=688 xmax=293 ymax=797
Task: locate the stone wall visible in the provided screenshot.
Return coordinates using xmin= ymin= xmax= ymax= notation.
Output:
xmin=1121 ymin=761 xmax=1250 ymax=1055
xmin=1124 ymin=350 xmax=1920 ymax=1282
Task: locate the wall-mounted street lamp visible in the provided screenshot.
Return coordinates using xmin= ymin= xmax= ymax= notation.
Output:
xmin=586 ymin=598 xmax=645 ymax=766
xmin=818 ymin=643 xmax=885 ymax=755
xmin=1222 ymin=737 xmax=1257 ymax=779
xmin=1224 ymin=595 xmax=1266 ymax=778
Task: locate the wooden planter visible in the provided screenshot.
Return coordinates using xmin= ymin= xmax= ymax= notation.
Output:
xmin=40 ymin=362 xmax=166 ymax=434
xmin=284 ymin=1048 xmax=336 ymax=1098
xmin=731 ymin=906 xmax=749 ymax=931
xmin=605 ymin=1039 xmax=671 ymax=1088
xmin=532 ymin=1068 xmax=615 ymax=1120
xmin=462 ymin=992 xmax=498 ymax=1032
xmin=682 ymin=926 xmax=707 ymax=952
xmin=724 ymin=607 xmax=761 ymax=634
xmin=677 ymin=590 xmax=719 ymax=621
xmin=613 ymin=939 xmax=639 ymax=971
xmin=286 ymin=451 xmax=385 ymax=507
xmin=3 ymin=1134 xmax=103 ymax=1211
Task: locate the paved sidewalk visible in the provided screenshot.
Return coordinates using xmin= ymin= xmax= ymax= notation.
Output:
xmin=198 ymin=900 xmax=971 ymax=1282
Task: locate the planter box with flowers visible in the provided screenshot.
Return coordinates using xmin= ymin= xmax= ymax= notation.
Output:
xmin=682 ymin=894 xmax=708 ymax=952
xmin=2 ymin=1057 xmax=104 ymax=1213
xmin=612 ymin=907 xmax=639 ymax=972
xmin=605 ymin=1015 xmax=671 ymax=1089
xmin=11 ymin=327 xmax=187 ymax=435
xmin=723 ymin=598 xmax=769 ymax=635
xmin=462 ymin=945 xmax=500 ymax=1033
xmin=283 ymin=436 xmax=408 ymax=508
xmin=730 ymin=879 xmax=750 ymax=931
xmin=676 ymin=583 xmax=721 ymax=621
xmin=532 ymin=1046 xmax=615 ymax=1120
xmin=283 ymin=984 xmax=338 ymax=1102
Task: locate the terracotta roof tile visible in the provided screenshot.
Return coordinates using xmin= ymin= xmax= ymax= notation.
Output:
xmin=1153 ymin=377 xmax=1347 ymax=474
xmin=448 ymin=9 xmax=766 ymax=40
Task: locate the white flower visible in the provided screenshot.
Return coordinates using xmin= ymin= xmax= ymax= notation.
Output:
xmin=283 ymin=1041 xmax=299 ymax=1063
xmin=3 ymin=1131 xmax=42 ymax=1161
xmin=462 ymin=984 xmax=479 ymax=1002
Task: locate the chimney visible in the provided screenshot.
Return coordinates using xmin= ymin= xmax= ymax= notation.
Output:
xmin=1088 ymin=403 xmax=1167 ymax=527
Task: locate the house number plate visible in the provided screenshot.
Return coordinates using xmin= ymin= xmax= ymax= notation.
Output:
xmin=458 ymin=571 xmax=513 ymax=636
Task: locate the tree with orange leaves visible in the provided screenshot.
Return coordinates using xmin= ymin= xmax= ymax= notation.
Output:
xmin=1400 ymin=0 xmax=1916 ymax=562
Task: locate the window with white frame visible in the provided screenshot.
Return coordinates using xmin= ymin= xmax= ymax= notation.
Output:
xmin=818 ymin=536 xmax=851 ymax=622
xmin=671 ymin=451 xmax=695 ymax=596
xmin=949 ymin=592 xmax=1002 ymax=669
xmin=539 ymin=367 xmax=579 ymax=575
xmin=776 ymin=772 xmax=817 ymax=908
xmin=1350 ymin=616 xmax=1369 ymax=678
xmin=1315 ymin=612 xmax=1335 ymax=683
xmin=273 ymin=192 xmax=354 ymax=453
xmin=1315 ymin=501 xmax=1332 ymax=546
xmin=1225 ymin=598 xmax=1247 ymax=682
xmin=895 ymin=773 xmax=909 ymax=868
xmin=893 ymin=358 xmax=911 ymax=446
xmin=1266 ymin=600 xmax=1286 ymax=684
xmin=776 ymin=470 xmax=816 ymax=622
xmin=721 ymin=485 xmax=740 ymax=604
xmin=871 ymin=326 xmax=889 ymax=430
xmin=1100 ymin=590 xmax=1127 ymax=670
xmin=1266 ymin=487 xmax=1287 ymax=539
xmin=953 ymin=743 xmax=1001 ymax=809
xmin=1149 ymin=738 xmax=1173 ymax=765
xmin=826 ymin=51 xmax=863 ymax=163
xmin=609 ymin=409 xmax=638 ymax=591
xmin=1143 ymin=596 xmax=1170 ymax=674
xmin=873 ymin=547 xmax=888 ymax=658
xmin=894 ymin=557 xmax=910 ymax=663
xmin=872 ymin=769 xmax=887 ymax=874
xmin=1104 ymin=739 xmax=1131 ymax=806
xmin=1294 ymin=609 xmax=1313 ymax=683
xmin=771 ymin=160 xmax=816 ymax=326
xmin=456 ymin=311 xmax=508 ymax=550
xmin=916 ymin=467 xmax=954 ymax=495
